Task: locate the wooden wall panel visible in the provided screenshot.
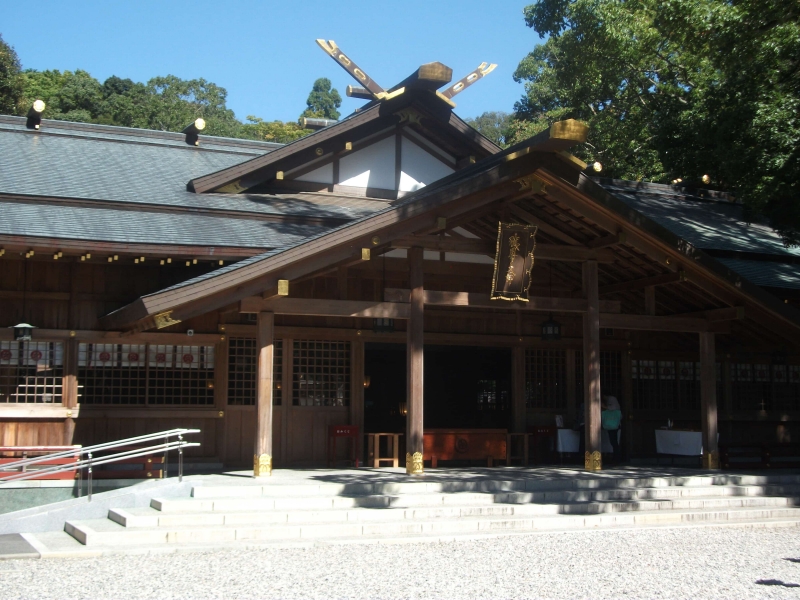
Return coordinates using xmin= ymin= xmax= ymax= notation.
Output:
xmin=285 ymin=407 xmax=349 ymax=466
xmin=0 ymin=420 xmax=67 ymax=447
xmin=222 ymin=406 xmax=283 ymax=467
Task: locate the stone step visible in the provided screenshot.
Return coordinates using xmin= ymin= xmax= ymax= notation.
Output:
xmin=152 ymin=484 xmax=800 ymax=514
xmin=187 ymin=475 xmax=800 ymax=499
xmin=108 ymin=495 xmax=800 ymax=529
xmin=65 ymin=505 xmax=800 ymax=546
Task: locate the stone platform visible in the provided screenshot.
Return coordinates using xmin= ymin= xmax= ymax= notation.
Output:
xmin=4 ymin=466 xmax=800 ymax=558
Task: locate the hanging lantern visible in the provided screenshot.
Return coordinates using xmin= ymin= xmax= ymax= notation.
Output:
xmin=373 ymin=318 xmax=394 ymax=333
xmin=11 ymin=323 xmax=36 ymax=341
xmin=540 ymin=316 xmax=562 ymax=341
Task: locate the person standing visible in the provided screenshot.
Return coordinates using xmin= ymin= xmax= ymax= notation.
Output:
xmin=601 ymin=395 xmax=622 ymax=464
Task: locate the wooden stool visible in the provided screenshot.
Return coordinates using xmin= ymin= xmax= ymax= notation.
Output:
xmin=366 ymin=433 xmax=402 ymax=468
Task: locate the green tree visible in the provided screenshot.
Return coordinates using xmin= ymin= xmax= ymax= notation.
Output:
xmin=241 ymin=116 xmax=309 ymax=144
xmin=466 ymin=111 xmax=514 ymax=147
xmin=0 ymin=34 xmax=23 ymax=115
xmin=20 ymin=69 xmax=103 ymax=122
xmin=301 ymin=77 xmax=341 ymax=121
xmin=513 ymin=0 xmax=800 ymax=244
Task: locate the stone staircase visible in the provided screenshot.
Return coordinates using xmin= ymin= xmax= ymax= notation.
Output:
xmin=63 ymin=473 xmax=800 ymax=549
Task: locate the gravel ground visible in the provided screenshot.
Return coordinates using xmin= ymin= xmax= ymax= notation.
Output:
xmin=1 ymin=527 xmax=800 ymax=599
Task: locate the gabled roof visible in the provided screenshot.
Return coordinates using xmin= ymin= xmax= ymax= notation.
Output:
xmin=187 ymin=89 xmax=501 ymax=195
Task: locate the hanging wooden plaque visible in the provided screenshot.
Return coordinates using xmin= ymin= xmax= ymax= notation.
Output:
xmin=490 ymin=222 xmax=537 ymax=301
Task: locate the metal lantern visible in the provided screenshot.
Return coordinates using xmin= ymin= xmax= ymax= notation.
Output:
xmin=373 ymin=318 xmax=394 ymax=333
xmin=540 ymin=316 xmax=562 ymax=341
xmin=11 ymin=323 xmax=35 ymax=341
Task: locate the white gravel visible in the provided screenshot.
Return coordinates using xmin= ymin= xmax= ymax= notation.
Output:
xmin=2 ymin=527 xmax=800 ymax=599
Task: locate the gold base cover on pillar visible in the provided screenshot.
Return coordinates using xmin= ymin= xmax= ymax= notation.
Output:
xmin=702 ymin=450 xmax=719 ymax=470
xmin=406 ymin=452 xmax=424 ymax=475
xmin=253 ymin=454 xmax=272 ymax=477
xmin=584 ymin=450 xmax=602 ymax=471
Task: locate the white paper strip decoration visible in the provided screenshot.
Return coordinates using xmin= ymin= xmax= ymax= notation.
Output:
xmin=148 ymin=345 xmax=173 ymax=368
xmin=0 ymin=342 xmax=18 ymax=365
xmin=120 ymin=344 xmax=146 ymax=367
xmin=175 ymin=345 xmax=200 ymax=369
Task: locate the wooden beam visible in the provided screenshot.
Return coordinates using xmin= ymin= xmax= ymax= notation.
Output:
xmin=255 ymin=312 xmax=274 ymax=477
xmin=506 ymin=204 xmax=581 ymax=246
xmin=393 ymin=62 xmax=453 ymax=92
xmin=392 ymin=237 xmax=615 ymax=262
xmin=587 ymin=232 xmax=626 ymax=249
xmin=583 ymin=260 xmax=602 ymax=470
xmin=674 ymin=306 xmax=745 ymax=321
xmin=599 ymin=313 xmax=730 ymax=333
xmin=384 ymin=288 xmax=622 ymax=314
xmin=599 ymin=271 xmax=686 ymax=295
xmin=645 ymin=286 xmax=656 ymax=316
xmin=241 ymin=297 xmax=410 ymax=319
xmin=406 ymin=247 xmax=424 ymax=475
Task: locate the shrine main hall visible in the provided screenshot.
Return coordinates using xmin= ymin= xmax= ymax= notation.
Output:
xmin=1 ymin=45 xmax=799 ymax=476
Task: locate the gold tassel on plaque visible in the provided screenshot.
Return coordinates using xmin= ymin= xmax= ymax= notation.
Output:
xmin=254 ymin=454 xmax=272 ymax=477
xmin=406 ymin=452 xmax=424 ymax=475
xmin=702 ymin=451 xmax=719 ymax=470
xmin=584 ymin=451 xmax=602 ymax=471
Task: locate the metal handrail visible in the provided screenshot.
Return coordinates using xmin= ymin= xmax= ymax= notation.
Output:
xmin=0 ymin=429 xmax=199 ymax=471
xmin=0 ymin=429 xmax=201 ymax=500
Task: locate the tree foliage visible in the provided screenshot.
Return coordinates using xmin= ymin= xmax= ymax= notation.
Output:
xmin=301 ymin=77 xmax=342 ymax=121
xmin=513 ymin=0 xmax=800 ymax=244
xmin=465 ymin=111 xmax=514 ymax=147
xmin=0 ymin=34 xmax=24 ymax=115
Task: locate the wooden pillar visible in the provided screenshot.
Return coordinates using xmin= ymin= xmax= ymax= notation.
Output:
xmin=351 ymin=340 xmax=365 ymax=464
xmin=582 ymin=260 xmax=602 ymax=470
xmin=621 ymin=350 xmax=634 ymax=459
xmin=254 ymin=312 xmax=275 ymax=477
xmin=63 ymin=338 xmax=78 ymax=445
xmin=565 ymin=349 xmax=577 ymax=426
xmin=512 ymin=346 xmax=526 ymax=433
xmin=406 ymin=247 xmax=424 ymax=475
xmin=214 ymin=335 xmax=228 ymax=466
xmin=700 ymin=332 xmax=719 ymax=469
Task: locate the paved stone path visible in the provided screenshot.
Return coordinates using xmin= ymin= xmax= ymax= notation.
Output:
xmin=2 ymin=525 xmax=799 ymax=599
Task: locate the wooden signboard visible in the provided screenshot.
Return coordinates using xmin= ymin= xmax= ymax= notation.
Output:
xmin=490 ymin=222 xmax=538 ymax=302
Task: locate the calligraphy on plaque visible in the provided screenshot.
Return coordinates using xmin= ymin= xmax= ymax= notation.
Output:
xmin=490 ymin=222 xmax=537 ymax=302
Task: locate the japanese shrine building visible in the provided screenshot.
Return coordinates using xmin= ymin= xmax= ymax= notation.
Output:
xmin=1 ymin=54 xmax=800 ymax=474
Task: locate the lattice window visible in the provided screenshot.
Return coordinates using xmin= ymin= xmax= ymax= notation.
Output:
xmin=78 ymin=343 xmax=147 ymax=405
xmin=525 ymin=350 xmax=566 ymax=409
xmin=678 ymin=361 xmax=701 ymax=411
xmin=0 ymin=341 xmax=63 ymax=403
xmin=730 ymin=362 xmax=799 ymax=411
xmin=227 ymin=338 xmax=283 ymax=406
xmin=292 ymin=340 xmax=350 ymax=407
xmin=77 ymin=343 xmax=214 ymax=405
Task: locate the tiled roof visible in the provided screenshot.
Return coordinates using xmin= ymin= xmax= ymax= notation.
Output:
xmin=0 ymin=117 xmax=388 ymax=249
xmin=715 ymin=258 xmax=800 ymax=290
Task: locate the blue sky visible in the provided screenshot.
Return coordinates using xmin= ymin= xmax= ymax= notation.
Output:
xmin=2 ymin=0 xmax=542 ymax=123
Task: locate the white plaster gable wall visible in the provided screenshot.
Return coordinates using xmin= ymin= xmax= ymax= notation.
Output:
xmin=296 ymin=162 xmax=334 ymax=184
xmin=339 ymin=135 xmax=396 ymax=189
xmin=399 ymin=137 xmax=454 ymax=192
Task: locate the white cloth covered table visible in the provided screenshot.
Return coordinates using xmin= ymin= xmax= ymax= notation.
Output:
xmin=556 ymin=428 xmax=616 ymax=453
xmin=654 ymin=429 xmax=703 ymax=456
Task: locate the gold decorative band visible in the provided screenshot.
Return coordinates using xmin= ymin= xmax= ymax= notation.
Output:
xmin=406 ymin=451 xmax=424 ymax=475
xmin=702 ymin=450 xmax=719 ymax=470
xmin=254 ymin=454 xmax=272 ymax=477
xmin=585 ymin=450 xmax=602 ymax=471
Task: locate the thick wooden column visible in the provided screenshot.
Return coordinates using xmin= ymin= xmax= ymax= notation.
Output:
xmin=406 ymin=247 xmax=425 ymax=475
xmin=582 ymin=260 xmax=602 ymax=470
xmin=351 ymin=340 xmax=365 ymax=463
xmin=63 ymin=338 xmax=78 ymax=445
xmin=254 ymin=312 xmax=275 ymax=477
xmin=699 ymin=332 xmax=719 ymax=469
xmin=512 ymin=346 xmax=526 ymax=433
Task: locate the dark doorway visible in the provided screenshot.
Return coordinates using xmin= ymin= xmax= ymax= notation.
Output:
xmin=364 ymin=343 xmax=512 ymax=432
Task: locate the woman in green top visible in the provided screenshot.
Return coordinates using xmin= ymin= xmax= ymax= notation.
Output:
xmin=601 ymin=396 xmax=622 ymax=464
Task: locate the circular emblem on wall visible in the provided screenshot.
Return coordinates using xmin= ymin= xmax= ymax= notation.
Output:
xmin=155 ymin=353 xmax=167 ymax=363
xmin=643 ymin=366 xmax=652 ymax=376
xmin=0 ymin=350 xmax=12 ymax=361
xmin=30 ymin=350 xmax=43 ymax=361
xmin=758 ymin=370 xmax=767 ymax=379
xmin=455 ymin=438 xmax=469 ymax=454
xmin=98 ymin=351 xmax=111 ymax=362
xmin=128 ymin=352 xmax=139 ymax=362
xmin=662 ymin=367 xmax=672 ymax=376
xmin=680 ymin=368 xmax=689 ymax=377
xmin=775 ymin=370 xmax=784 ymax=379
xmin=182 ymin=354 xmax=194 ymax=365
